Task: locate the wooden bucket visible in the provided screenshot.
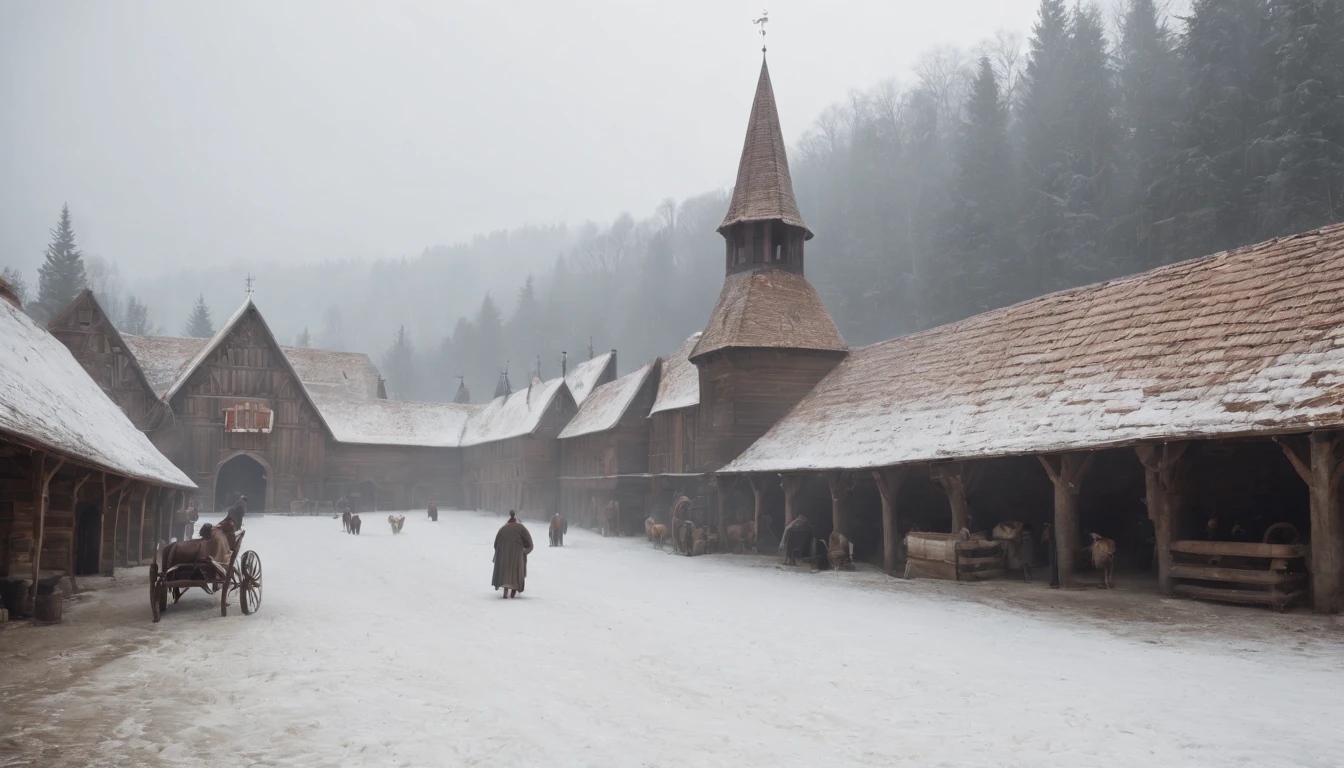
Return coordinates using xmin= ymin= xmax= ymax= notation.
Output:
xmin=34 ymin=592 xmax=62 ymax=624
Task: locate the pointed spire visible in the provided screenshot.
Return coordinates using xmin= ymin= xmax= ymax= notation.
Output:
xmin=494 ymin=365 xmax=512 ymax=399
xmin=717 ymin=59 xmax=811 ymax=239
xmin=453 ymin=375 xmax=471 ymax=404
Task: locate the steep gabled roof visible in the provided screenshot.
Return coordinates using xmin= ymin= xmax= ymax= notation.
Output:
xmin=650 ymin=332 xmax=701 ymax=415
xmin=162 ymin=298 xmax=335 ymax=437
xmin=559 ymin=361 xmax=659 ymax=440
xmin=722 ymin=224 xmax=1344 ymax=474
xmin=565 ymin=351 xmax=616 ymax=406
xmin=0 ymin=300 xmax=193 ymax=488
xmin=47 ymin=289 xmax=164 ymax=414
xmin=689 ymin=269 xmax=846 ymax=361
xmin=460 ymin=376 xmax=572 ymax=447
xmin=121 ymin=334 xmax=209 ymax=398
xmin=718 ymin=59 xmax=811 ymax=238
xmin=284 ymin=347 xmax=383 ymax=401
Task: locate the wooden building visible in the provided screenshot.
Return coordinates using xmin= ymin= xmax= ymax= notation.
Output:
xmin=690 ymin=60 xmax=847 ymax=472
xmin=462 ymin=377 xmax=578 ymax=519
xmin=721 ymin=224 xmax=1344 ymax=614
xmin=559 ymin=361 xmax=660 ymax=531
xmin=0 ymin=280 xmax=193 ymax=616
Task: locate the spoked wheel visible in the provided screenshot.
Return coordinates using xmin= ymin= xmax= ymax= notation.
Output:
xmin=239 ymin=551 xmax=263 ymax=615
xmin=171 ymin=587 xmax=185 ymax=603
xmin=149 ymin=562 xmax=161 ymax=623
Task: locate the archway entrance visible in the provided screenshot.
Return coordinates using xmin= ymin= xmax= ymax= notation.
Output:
xmin=75 ymin=504 xmax=101 ymax=575
xmin=215 ymin=454 xmax=268 ymax=514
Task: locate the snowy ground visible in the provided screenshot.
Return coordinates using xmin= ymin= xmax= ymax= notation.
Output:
xmin=3 ymin=511 xmax=1344 ymax=768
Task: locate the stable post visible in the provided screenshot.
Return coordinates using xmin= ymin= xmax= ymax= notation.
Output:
xmin=1038 ymin=453 xmax=1094 ymax=589
xmin=781 ymin=475 xmax=802 ymax=529
xmin=931 ymin=462 xmax=971 ymax=533
xmin=823 ymin=471 xmax=847 ymax=537
xmin=66 ymin=472 xmax=93 ymax=588
xmin=1281 ymin=433 xmax=1344 ymax=613
xmin=747 ymin=475 xmax=766 ymax=548
xmin=1136 ymin=442 xmax=1189 ymax=596
xmin=873 ymin=467 xmax=909 ymax=576
xmin=29 ymin=453 xmax=65 ymax=613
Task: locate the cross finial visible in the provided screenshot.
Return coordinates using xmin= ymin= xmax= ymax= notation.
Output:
xmin=753 ymin=9 xmax=768 ymax=54
xmin=244 ymin=272 xmax=255 ymax=296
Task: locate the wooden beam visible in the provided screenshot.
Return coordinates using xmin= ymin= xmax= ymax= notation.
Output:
xmin=747 ymin=475 xmax=766 ymax=549
xmin=932 ymin=462 xmax=970 ymax=533
xmin=1310 ymin=431 xmax=1344 ymax=613
xmin=823 ymin=471 xmax=847 ymax=537
xmin=29 ymin=452 xmax=66 ymax=614
xmin=66 ymin=471 xmax=93 ymax=589
xmin=873 ymin=467 xmax=909 ymax=576
xmin=137 ymin=486 xmax=154 ymax=565
xmin=1040 ymin=452 xmax=1094 ymax=589
xmin=780 ymin=475 xmax=802 ymax=529
xmin=1274 ymin=436 xmax=1312 ymax=485
xmin=715 ymin=475 xmax=730 ymax=553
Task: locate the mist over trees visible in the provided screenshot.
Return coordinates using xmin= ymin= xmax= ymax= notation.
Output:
xmin=33 ymin=204 xmax=87 ymax=322
xmin=183 ymin=294 xmax=215 ymax=338
xmin=6 ymin=1 xmax=1341 ymax=405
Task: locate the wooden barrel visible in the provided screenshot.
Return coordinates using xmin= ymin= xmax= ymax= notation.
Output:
xmin=34 ymin=592 xmax=62 ymax=624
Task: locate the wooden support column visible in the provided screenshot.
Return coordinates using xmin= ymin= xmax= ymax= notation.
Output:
xmin=1280 ymin=433 xmax=1344 ymax=613
xmin=931 ymin=462 xmax=971 ymax=533
xmin=747 ymin=475 xmax=766 ymax=548
xmin=873 ymin=466 xmax=909 ymax=576
xmin=823 ymin=471 xmax=847 ymax=537
xmin=715 ymin=475 xmax=730 ymax=553
xmin=1038 ymin=453 xmax=1095 ymax=589
xmin=66 ymin=471 xmax=93 ymax=589
xmin=1135 ymin=442 xmax=1189 ymax=596
xmin=137 ymin=486 xmax=154 ymax=565
xmin=781 ymin=475 xmax=802 ymax=529
xmin=29 ymin=452 xmax=65 ymax=611
xmin=102 ymin=476 xmax=128 ymax=575
xmin=125 ymin=482 xmax=139 ymax=568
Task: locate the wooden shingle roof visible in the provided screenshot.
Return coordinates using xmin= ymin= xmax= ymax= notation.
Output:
xmin=717 ymin=59 xmax=812 ymax=239
xmin=690 ymin=269 xmax=846 ymax=361
xmin=722 ymin=225 xmax=1344 ymax=474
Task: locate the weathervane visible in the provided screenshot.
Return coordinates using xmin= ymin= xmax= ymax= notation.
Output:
xmin=754 ymin=9 xmax=768 ymax=53
xmin=244 ymin=272 xmax=255 ymax=296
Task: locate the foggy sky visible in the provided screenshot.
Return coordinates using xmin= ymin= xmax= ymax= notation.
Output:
xmin=3 ymin=0 xmax=1053 ymax=281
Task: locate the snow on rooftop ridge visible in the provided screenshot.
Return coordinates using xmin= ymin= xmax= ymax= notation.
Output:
xmin=164 ymin=298 xmax=254 ymax=401
xmin=721 ymin=225 xmax=1344 ymax=474
xmin=649 ymin=332 xmax=701 ymax=415
xmin=121 ymin=334 xmax=209 ymax=398
xmin=565 ymin=352 xmax=613 ymax=406
xmin=314 ymin=394 xmax=480 ymax=447
xmin=0 ymin=301 xmax=194 ymax=487
xmin=460 ymin=376 xmax=569 ymax=447
xmin=559 ymin=362 xmax=656 ymax=440
xmin=283 ymin=347 xmax=383 ymax=401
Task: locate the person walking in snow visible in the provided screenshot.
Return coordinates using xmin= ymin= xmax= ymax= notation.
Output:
xmin=227 ymin=494 xmax=248 ymax=530
xmin=492 ymin=511 xmax=533 ymax=599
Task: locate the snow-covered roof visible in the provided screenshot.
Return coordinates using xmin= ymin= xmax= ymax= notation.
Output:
xmin=0 ymin=301 xmax=194 ymax=488
xmin=649 ymin=332 xmax=701 ymax=415
xmin=165 ymin=299 xmax=255 ymax=401
xmin=121 ymin=334 xmax=208 ymax=398
xmin=284 ymin=347 xmax=383 ymax=401
xmin=565 ymin=352 xmax=614 ymax=406
xmin=722 ymin=225 xmax=1344 ymax=474
xmin=689 ymin=269 xmax=846 ymax=361
xmin=461 ymin=376 xmax=570 ymax=447
xmin=559 ymin=362 xmax=657 ymax=440
xmin=313 ymin=394 xmax=479 ymax=447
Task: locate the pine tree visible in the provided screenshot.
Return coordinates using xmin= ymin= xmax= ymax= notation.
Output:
xmin=1114 ymin=0 xmax=1183 ymax=269
xmin=1256 ymin=0 xmax=1344 ymax=238
xmin=294 ymin=327 xmax=312 ymax=348
xmin=472 ymin=293 xmax=503 ymax=387
xmin=318 ymin=306 xmax=346 ymax=351
xmin=1157 ymin=0 xmax=1271 ymax=261
xmin=183 ymin=294 xmax=215 ymax=338
xmin=945 ymin=57 xmax=1021 ymax=315
xmin=382 ymin=325 xmax=417 ymax=401
xmin=1017 ymin=0 xmax=1074 ymax=291
xmin=507 ymin=275 xmax=543 ymax=374
xmin=122 ymin=295 xmax=151 ymax=335
xmin=35 ymin=204 xmax=88 ymax=322
xmin=1 ymin=266 xmax=29 ymax=308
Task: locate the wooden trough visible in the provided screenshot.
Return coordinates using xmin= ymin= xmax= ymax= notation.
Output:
xmin=904 ymin=532 xmax=1004 ymax=581
xmin=1169 ymin=539 xmax=1308 ymax=612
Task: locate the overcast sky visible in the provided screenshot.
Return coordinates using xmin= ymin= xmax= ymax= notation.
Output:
xmin=3 ymin=0 xmax=1068 ymax=280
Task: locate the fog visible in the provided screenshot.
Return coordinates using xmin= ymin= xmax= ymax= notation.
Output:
xmin=2 ymin=0 xmax=1040 ymax=276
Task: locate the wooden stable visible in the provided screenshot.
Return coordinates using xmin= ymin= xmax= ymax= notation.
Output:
xmin=1169 ymin=539 xmax=1308 ymax=612
xmin=903 ymin=532 xmax=1004 ymax=581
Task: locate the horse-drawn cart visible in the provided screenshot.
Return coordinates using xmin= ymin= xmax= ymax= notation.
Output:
xmin=149 ymin=524 xmax=263 ymax=622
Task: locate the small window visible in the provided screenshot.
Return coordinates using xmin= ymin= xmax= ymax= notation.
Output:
xmin=78 ymin=308 xmax=93 ymax=327
xmin=223 ymin=402 xmax=273 ymax=433
xmin=774 ymin=244 xmax=783 ymax=262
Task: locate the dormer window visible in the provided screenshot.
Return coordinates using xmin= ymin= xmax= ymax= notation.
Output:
xmin=78 ymin=307 xmax=93 ymax=327
xmin=224 ymin=402 xmax=273 ymax=433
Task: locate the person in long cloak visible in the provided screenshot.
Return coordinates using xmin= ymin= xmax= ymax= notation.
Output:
xmin=493 ymin=511 xmax=533 ymax=598
xmin=227 ymin=495 xmax=248 ymax=530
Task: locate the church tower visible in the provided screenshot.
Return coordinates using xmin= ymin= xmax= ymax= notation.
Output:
xmin=691 ymin=56 xmax=847 ymax=470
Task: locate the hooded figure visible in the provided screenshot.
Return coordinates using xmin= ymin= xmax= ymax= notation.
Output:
xmin=428 ymin=501 xmax=438 ymax=522
xmin=493 ymin=511 xmax=534 ymax=598
xmin=227 ymin=495 xmax=248 ymax=529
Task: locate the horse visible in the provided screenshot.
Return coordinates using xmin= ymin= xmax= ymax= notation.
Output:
xmin=726 ymin=520 xmax=757 ymax=554
xmin=157 ymin=517 xmax=238 ymax=596
xmin=350 ymin=514 xmax=362 ymax=535
xmin=1089 ymin=532 xmax=1116 ymax=588
xmin=342 ymin=509 xmax=352 ymax=533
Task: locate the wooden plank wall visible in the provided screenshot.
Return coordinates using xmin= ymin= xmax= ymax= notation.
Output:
xmin=695 ymin=349 xmax=842 ymax=470
xmin=649 ymin=407 xmax=699 ymax=475
xmin=464 ymin=394 xmax=576 ymax=519
xmin=323 ymin=443 xmax=464 ymax=510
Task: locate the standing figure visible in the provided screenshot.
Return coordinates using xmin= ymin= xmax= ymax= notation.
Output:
xmin=227 ymin=495 xmax=248 ymax=530
xmin=1017 ymin=523 xmax=1036 ymax=583
xmin=428 ymin=501 xmax=438 ymax=522
xmin=492 ymin=511 xmax=534 ymax=598
xmin=1043 ymin=523 xmax=1059 ymax=588
xmin=549 ymin=512 xmax=565 ymax=547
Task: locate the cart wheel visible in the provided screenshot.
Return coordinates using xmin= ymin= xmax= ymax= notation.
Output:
xmin=239 ymin=551 xmax=263 ymax=615
xmin=150 ymin=562 xmax=161 ymax=623
xmin=171 ymin=586 xmax=185 ymax=603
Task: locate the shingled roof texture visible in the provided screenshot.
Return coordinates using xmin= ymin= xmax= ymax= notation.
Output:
xmin=690 ymin=269 xmax=846 ymax=360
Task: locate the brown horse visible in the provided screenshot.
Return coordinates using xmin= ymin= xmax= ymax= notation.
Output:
xmin=342 ymin=509 xmax=352 ymax=533
xmin=158 ymin=517 xmax=237 ymax=581
xmin=350 ymin=514 xmax=362 ymax=535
